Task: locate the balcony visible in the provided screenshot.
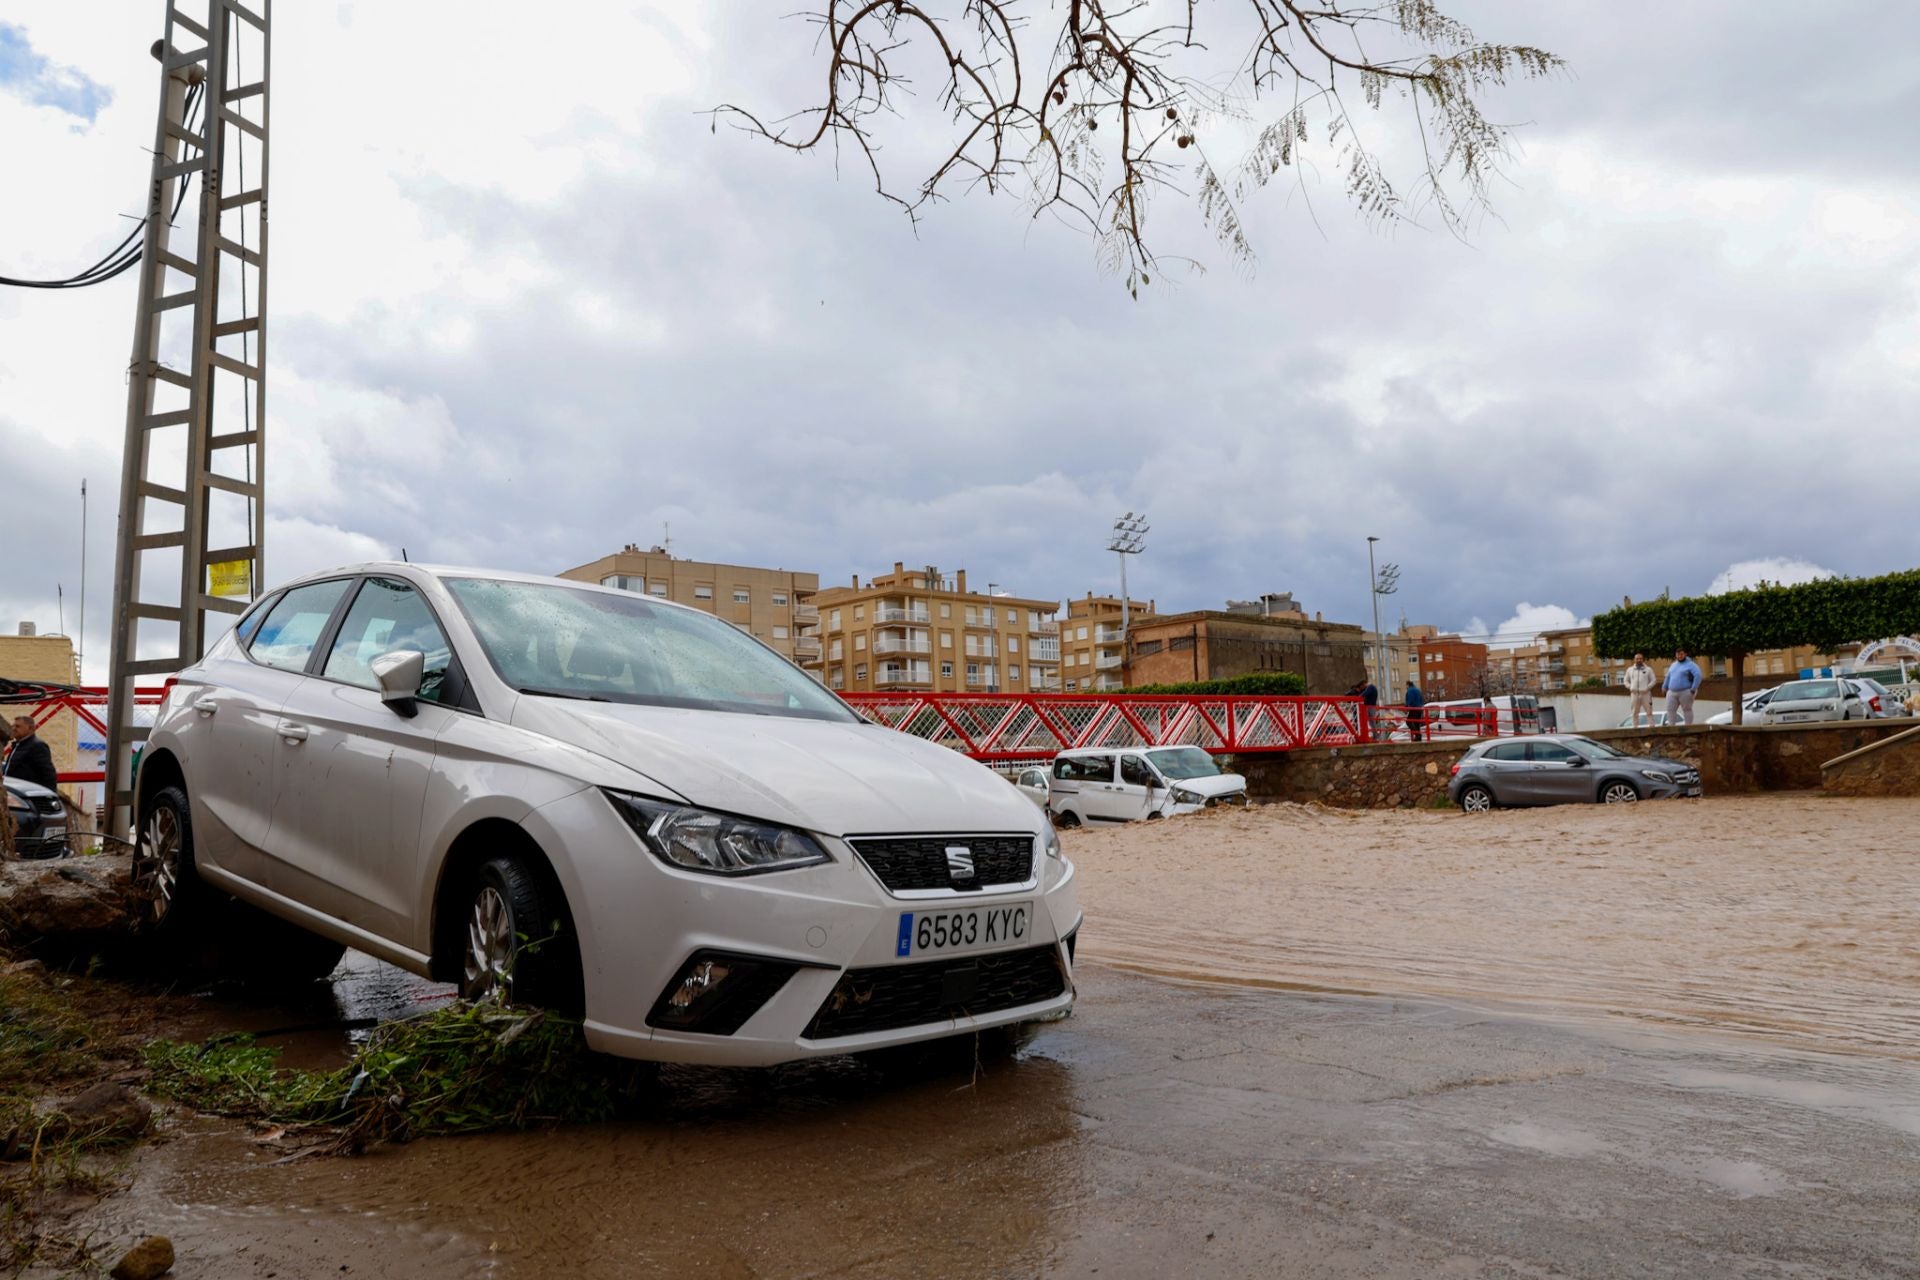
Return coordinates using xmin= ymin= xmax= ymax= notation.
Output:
xmin=1030 ymin=644 xmax=1061 ymax=663
xmin=793 ymin=603 xmax=819 ymax=624
xmin=877 ymin=665 xmax=933 ymax=686
xmin=792 ymin=636 xmax=823 ymax=661
xmin=1094 ymin=626 xmax=1125 ymax=643
xmin=873 ymin=636 xmax=931 ymax=655
xmin=964 ymin=642 xmax=998 ymax=659
xmin=1034 ymin=621 xmax=1060 ymax=635
xmin=1093 ymin=676 xmax=1125 ymax=691
xmin=964 ymin=614 xmax=998 ymax=630
xmin=876 ymin=606 xmax=930 ymax=625
xmin=965 ymin=670 xmax=998 ymax=688
xmin=1096 ymin=653 xmax=1124 ymax=670
xmin=1031 ymin=676 xmax=1061 ymax=692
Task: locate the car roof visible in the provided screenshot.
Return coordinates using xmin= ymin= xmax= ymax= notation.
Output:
xmin=257 ymin=562 xmax=705 ymax=617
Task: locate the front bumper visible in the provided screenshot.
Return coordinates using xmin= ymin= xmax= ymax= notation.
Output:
xmin=523 ymin=789 xmax=1081 ymax=1066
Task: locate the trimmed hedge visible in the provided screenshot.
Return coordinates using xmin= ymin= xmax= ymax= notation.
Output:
xmin=1121 ymin=672 xmax=1308 ymax=696
xmin=1591 ymin=568 xmax=1920 ymax=658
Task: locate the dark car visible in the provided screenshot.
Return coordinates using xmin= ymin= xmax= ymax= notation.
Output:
xmin=4 ymin=777 xmax=70 ymax=859
xmin=1448 ymin=734 xmax=1702 ymax=811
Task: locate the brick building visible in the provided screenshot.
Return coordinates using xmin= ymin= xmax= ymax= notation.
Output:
xmin=1124 ymin=611 xmax=1368 ymax=694
xmin=1414 ymin=635 xmax=1492 ymax=700
xmin=0 ymin=627 xmax=80 ymax=801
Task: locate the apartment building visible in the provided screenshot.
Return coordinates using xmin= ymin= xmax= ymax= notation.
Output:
xmin=1365 ymin=624 xmax=1437 ymax=696
xmin=0 ymin=626 xmax=80 ymax=798
xmin=1060 ymin=593 xmax=1156 ymax=692
xmin=1414 ymin=634 xmax=1492 ymax=700
xmin=558 ymin=545 xmax=821 ymax=665
xmin=809 ymin=563 xmax=1060 ymax=694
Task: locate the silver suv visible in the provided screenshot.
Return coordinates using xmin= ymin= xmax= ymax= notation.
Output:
xmin=1448 ymin=734 xmax=1702 ymax=810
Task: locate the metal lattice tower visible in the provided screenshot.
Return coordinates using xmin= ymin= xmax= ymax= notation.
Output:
xmin=105 ymin=0 xmax=271 ymax=830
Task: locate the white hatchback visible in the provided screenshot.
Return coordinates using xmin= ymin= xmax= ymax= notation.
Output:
xmin=135 ymin=565 xmax=1079 ymax=1066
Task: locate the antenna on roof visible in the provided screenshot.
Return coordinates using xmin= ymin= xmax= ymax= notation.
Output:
xmin=401 ymin=548 xmax=409 ymax=563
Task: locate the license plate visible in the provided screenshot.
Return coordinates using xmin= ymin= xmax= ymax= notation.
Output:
xmin=1684 ymin=787 xmax=1702 ymax=797
xmin=897 ymin=903 xmax=1032 ymax=957
xmin=43 ymin=826 xmax=66 ymax=840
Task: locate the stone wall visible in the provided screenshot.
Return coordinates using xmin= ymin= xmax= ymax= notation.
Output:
xmin=1822 ymin=725 xmax=1920 ymax=797
xmin=1236 ymin=720 xmax=1920 ymax=808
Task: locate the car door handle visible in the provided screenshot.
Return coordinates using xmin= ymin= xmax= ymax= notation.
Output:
xmin=278 ymin=722 xmax=310 ymax=743
xmin=192 ymin=698 xmax=219 ymax=716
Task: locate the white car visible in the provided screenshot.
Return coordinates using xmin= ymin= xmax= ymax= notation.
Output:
xmin=1045 ymin=745 xmax=1248 ymax=826
xmin=1707 ymin=686 xmax=1781 ymax=726
xmin=135 ymin=564 xmax=1079 ymax=1066
xmin=1754 ymin=677 xmax=1872 ymax=725
xmin=1013 ymin=765 xmax=1052 ymax=809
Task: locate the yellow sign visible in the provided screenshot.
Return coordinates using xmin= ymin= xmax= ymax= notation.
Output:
xmin=208 ymin=560 xmax=253 ymax=599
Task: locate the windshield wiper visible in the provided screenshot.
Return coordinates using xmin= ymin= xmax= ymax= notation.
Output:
xmin=517 ymin=686 xmax=612 ymax=702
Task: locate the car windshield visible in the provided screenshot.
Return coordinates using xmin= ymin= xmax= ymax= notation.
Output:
xmin=1146 ymin=746 xmax=1222 ymax=780
xmin=1567 ymin=737 xmax=1626 ymax=760
xmin=443 ymin=578 xmax=856 ymax=722
xmin=1779 ymin=680 xmax=1839 ymax=700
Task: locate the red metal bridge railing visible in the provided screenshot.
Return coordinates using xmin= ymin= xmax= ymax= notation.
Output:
xmin=0 ymin=683 xmax=169 ymax=785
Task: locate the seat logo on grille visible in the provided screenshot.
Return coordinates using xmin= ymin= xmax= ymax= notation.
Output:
xmin=945 ymin=845 xmax=976 ymax=880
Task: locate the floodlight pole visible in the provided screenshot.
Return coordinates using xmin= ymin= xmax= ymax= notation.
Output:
xmin=1108 ymin=513 xmax=1148 ymax=687
xmin=1367 ymin=536 xmax=1384 ymax=686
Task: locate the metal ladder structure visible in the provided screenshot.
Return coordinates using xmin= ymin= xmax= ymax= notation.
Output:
xmin=104 ymin=0 xmax=272 ymax=831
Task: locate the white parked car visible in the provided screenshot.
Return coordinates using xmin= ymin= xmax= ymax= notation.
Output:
xmin=1045 ymin=746 xmax=1248 ymax=826
xmin=1013 ymin=765 xmax=1052 ymax=809
xmin=1754 ymin=677 xmax=1872 ymax=725
xmin=1707 ymin=686 xmax=1781 ymax=725
xmin=135 ymin=564 xmax=1079 ymax=1066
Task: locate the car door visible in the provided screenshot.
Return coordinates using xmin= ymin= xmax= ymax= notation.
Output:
xmin=187 ymin=578 xmax=354 ymax=882
xmin=1525 ymin=740 xmax=1591 ymax=802
xmin=1477 ymin=741 xmax=1535 ymax=804
xmin=1070 ymin=754 xmax=1127 ymax=821
xmin=1114 ymin=754 xmax=1160 ymax=820
xmin=262 ymin=575 xmax=472 ymax=943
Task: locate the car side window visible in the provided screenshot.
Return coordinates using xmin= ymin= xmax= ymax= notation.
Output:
xmin=1054 ymin=755 xmax=1112 ymax=783
xmin=1529 ymin=742 xmax=1577 ymax=763
xmin=234 ymin=593 xmax=280 ymax=649
xmin=250 ymin=580 xmax=352 ymax=673
xmin=1119 ymin=755 xmax=1155 ymax=786
xmin=1483 ymin=742 xmax=1527 ymax=762
xmin=322 ymin=577 xmax=455 ymax=702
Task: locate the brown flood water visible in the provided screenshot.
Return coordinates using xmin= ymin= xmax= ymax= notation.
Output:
xmin=1074 ymin=793 xmax=1920 ymax=1058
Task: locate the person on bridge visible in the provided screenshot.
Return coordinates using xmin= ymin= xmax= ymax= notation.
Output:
xmin=1404 ymin=680 xmax=1427 ymax=741
xmin=3 ymin=715 xmax=60 ymax=793
xmin=1623 ymin=652 xmax=1659 ymax=729
xmin=1663 ymin=650 xmax=1703 ymax=727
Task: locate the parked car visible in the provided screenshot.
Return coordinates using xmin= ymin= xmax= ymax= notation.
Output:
xmin=1013 ymin=765 xmax=1052 ymax=809
xmin=1849 ymin=676 xmax=1900 ymax=718
xmin=3 ymin=777 xmax=69 ymax=859
xmin=1448 ymin=734 xmax=1702 ymax=810
xmin=136 ymin=564 xmax=1079 ymax=1066
xmin=1045 ymin=745 xmax=1248 ymax=826
xmin=1754 ymin=678 xmax=1873 ymax=725
xmin=1707 ymin=686 xmax=1781 ymax=725
xmin=1617 ymin=710 xmax=1676 ymax=729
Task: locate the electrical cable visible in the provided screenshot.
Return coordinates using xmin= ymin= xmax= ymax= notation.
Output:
xmin=0 ymin=82 xmax=205 ymax=290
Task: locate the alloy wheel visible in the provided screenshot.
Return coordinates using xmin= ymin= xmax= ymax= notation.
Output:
xmin=464 ymin=885 xmax=515 ymax=1001
xmin=1602 ymin=783 xmax=1640 ymax=804
xmin=1460 ymin=788 xmax=1493 ymax=813
xmin=135 ymin=806 xmax=182 ymax=924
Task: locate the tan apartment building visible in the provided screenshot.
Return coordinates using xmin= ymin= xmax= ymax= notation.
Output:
xmin=558 ymin=545 xmax=821 ymax=666
xmin=810 ymin=563 xmax=1060 ymax=694
xmin=1060 ymin=593 xmax=1156 ymax=692
xmin=0 ymin=626 xmax=80 ymax=800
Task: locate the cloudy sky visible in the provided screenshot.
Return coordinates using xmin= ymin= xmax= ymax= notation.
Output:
xmin=4 ymin=2 xmax=1916 ymax=678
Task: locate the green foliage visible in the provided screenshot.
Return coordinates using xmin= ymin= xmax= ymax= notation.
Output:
xmin=1122 ymin=672 xmax=1308 ymax=696
xmin=145 ymin=1000 xmax=648 ymax=1149
xmin=1592 ymin=569 xmax=1920 ymax=658
xmin=0 ymin=973 xmax=95 ymax=1089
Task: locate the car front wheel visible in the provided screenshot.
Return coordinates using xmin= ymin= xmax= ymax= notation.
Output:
xmin=1457 ymin=784 xmax=1495 ymax=813
xmin=1601 ymin=781 xmax=1641 ymax=804
xmin=134 ymin=785 xmax=206 ymax=932
xmin=460 ymin=855 xmax=582 ymax=1013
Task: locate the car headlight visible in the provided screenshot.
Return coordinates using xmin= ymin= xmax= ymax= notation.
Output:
xmin=603 ymin=791 xmax=831 ymax=876
xmin=1641 ymin=769 xmax=1672 ymax=783
xmin=1172 ymin=788 xmax=1204 ymax=806
xmin=1042 ymin=824 xmax=1063 ymax=860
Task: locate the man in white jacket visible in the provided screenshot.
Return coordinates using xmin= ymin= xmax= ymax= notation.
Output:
xmin=1623 ymin=652 xmax=1658 ymax=728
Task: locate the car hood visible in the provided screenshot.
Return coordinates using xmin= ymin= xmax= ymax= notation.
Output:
xmin=1615 ymin=754 xmax=1690 ymax=772
xmin=3 ymin=777 xmax=57 ymax=802
xmin=509 ymin=699 xmax=1042 ymax=837
xmin=1167 ymin=772 xmax=1247 ymax=797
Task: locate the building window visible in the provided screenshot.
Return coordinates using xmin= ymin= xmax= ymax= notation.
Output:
xmin=855 ymin=635 xmax=867 ymax=651
xmin=941 ymin=662 xmax=954 ymax=678
xmin=693 ymin=585 xmax=713 ymax=601
xmin=772 ymin=592 xmax=788 ymax=606
xmin=941 ymin=632 xmax=953 ymax=648
xmin=648 ymin=581 xmax=667 ymax=596
xmin=1007 ymin=608 xmax=1017 ymax=624
xmin=855 ymin=664 xmax=867 ymax=681
xmin=773 ymin=626 xmax=789 ymax=639
xmin=940 ymin=602 xmax=952 ymax=619
xmin=829 ymin=609 xmax=841 ymax=631
xmin=1136 ymin=640 xmax=1163 ymax=656
xmin=1077 ymin=626 xmax=1089 ymax=640
xmin=1066 ymin=678 xmax=1078 ymax=691
xmin=829 ymin=641 xmax=843 ymax=660
xmin=1010 ymin=664 xmax=1021 ymax=681
xmin=1170 ymin=636 xmax=1194 ymax=651
xmin=733 ymin=589 xmax=750 ymax=604
xmin=1007 ymin=636 xmax=1020 ymax=653
xmin=854 ymin=605 xmax=865 ymax=621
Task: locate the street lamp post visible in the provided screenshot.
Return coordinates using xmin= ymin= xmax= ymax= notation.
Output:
xmin=1365 ymin=536 xmax=1400 ymax=692
xmin=1109 ymin=513 xmax=1148 ymax=685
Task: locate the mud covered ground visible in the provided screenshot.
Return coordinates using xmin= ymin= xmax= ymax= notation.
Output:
xmin=24 ymin=794 xmax=1920 ymax=1278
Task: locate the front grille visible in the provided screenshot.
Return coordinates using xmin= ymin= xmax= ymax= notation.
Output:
xmin=803 ymin=944 xmax=1066 ymax=1039
xmin=849 ymin=835 xmax=1034 ymax=893
xmin=30 ymin=794 xmax=62 ymax=815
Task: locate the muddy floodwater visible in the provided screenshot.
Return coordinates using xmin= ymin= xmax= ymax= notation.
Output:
xmin=62 ymin=795 xmax=1920 ymax=1278
xmin=1077 ymin=793 xmax=1920 ymax=1058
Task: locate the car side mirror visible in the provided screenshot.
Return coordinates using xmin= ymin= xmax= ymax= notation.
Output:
xmin=370 ymin=649 xmax=425 ymax=718
xmin=1566 ymin=756 xmax=1588 ymax=767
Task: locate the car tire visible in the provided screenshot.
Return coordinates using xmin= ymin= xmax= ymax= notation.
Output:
xmin=134 ymin=784 xmax=210 ymax=933
xmin=1053 ymin=809 xmax=1082 ymax=829
xmin=1457 ymin=784 xmax=1495 ymax=813
xmin=1600 ymin=780 xmax=1641 ymax=804
xmin=459 ymin=854 xmax=583 ymax=1014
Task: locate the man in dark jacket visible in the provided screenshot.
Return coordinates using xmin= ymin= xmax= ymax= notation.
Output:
xmin=1404 ymin=680 xmax=1427 ymax=741
xmin=4 ymin=716 xmax=59 ymax=792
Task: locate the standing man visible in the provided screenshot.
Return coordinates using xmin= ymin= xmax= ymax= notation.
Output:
xmin=1624 ymin=652 xmax=1659 ymax=729
xmin=1663 ymin=649 xmax=1703 ymax=727
xmin=1359 ymin=674 xmax=1381 ymax=740
xmin=3 ymin=716 xmax=60 ymax=793
xmin=1404 ymin=679 xmax=1427 ymax=741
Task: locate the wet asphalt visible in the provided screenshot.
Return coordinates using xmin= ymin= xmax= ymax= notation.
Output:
xmin=89 ymin=958 xmax=1920 ymax=1279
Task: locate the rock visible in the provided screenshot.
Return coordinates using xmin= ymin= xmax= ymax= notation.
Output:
xmin=109 ymin=1235 xmax=175 ymax=1280
xmin=0 ymin=854 xmax=139 ymax=944
xmin=50 ymin=1082 xmax=152 ymax=1142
